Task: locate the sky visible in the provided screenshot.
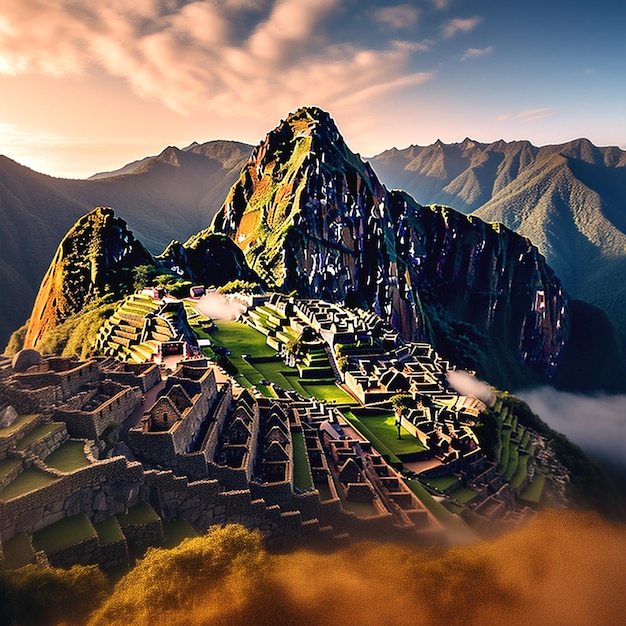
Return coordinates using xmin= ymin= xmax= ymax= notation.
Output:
xmin=0 ymin=0 xmax=624 ymax=179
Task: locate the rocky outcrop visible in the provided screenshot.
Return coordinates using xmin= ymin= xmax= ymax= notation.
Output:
xmin=24 ymin=207 xmax=153 ymax=350
xmin=211 ymin=107 xmax=567 ymax=380
xmin=158 ymin=232 xmax=261 ymax=289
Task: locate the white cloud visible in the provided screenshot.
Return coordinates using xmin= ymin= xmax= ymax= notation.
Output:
xmin=498 ymin=108 xmax=554 ymax=123
xmin=446 ymin=370 xmax=496 ymax=407
xmin=0 ymin=0 xmax=431 ymax=120
xmin=461 ymin=45 xmax=493 ymax=61
xmin=518 ymin=387 xmax=626 ymax=467
xmin=374 ymin=4 xmax=419 ymax=30
xmin=392 ymin=39 xmax=432 ymax=53
xmin=442 ymin=16 xmax=482 ymax=38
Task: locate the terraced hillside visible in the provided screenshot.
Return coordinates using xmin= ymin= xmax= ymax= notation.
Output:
xmin=95 ymin=294 xmax=197 ymax=363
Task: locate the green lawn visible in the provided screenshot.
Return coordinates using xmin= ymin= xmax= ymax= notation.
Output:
xmin=117 ymin=501 xmax=160 ymax=526
xmin=449 ymin=485 xmax=478 ymax=504
xmin=15 ymin=423 xmax=65 ymax=451
xmin=425 ymin=475 xmax=459 ymax=492
xmin=0 ymin=414 xmax=39 ymax=437
xmin=0 ymin=457 xmax=21 ymax=478
xmin=94 ymin=517 xmax=125 ymax=545
xmin=44 ymin=441 xmax=90 ymax=472
xmin=520 ymin=473 xmax=547 ymax=504
xmin=32 ymin=515 xmax=96 ymax=553
xmin=212 ymin=320 xmax=276 ymax=358
xmin=1 ymin=534 xmax=35 ymax=569
xmin=162 ymin=518 xmax=198 ymax=548
xmin=342 ymin=410 xmax=402 ymax=465
xmin=354 ymin=412 xmax=427 ymax=456
xmin=301 ymin=383 xmax=357 ymax=405
xmin=291 ymin=431 xmax=313 ymax=490
xmin=0 ymin=468 xmax=58 ymax=501
xmin=406 ymin=480 xmax=476 ymax=541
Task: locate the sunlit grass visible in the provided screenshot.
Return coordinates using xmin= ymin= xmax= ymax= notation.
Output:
xmin=291 ymin=431 xmax=313 ymax=490
xmin=32 ymin=514 xmax=96 ymax=554
xmin=0 ymin=468 xmax=58 ymax=501
xmin=44 ymin=440 xmax=90 ymax=472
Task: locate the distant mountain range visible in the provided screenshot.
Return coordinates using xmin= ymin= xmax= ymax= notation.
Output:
xmin=370 ymin=138 xmax=626 ymax=331
xmin=0 ymin=141 xmax=250 ymax=347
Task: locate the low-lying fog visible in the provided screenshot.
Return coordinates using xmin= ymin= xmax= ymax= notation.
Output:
xmin=517 ymin=387 xmax=626 ymax=469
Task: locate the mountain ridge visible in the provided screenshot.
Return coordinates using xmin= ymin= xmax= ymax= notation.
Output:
xmin=0 ymin=141 xmax=252 ymax=348
xmin=370 ymin=138 xmax=626 ymax=330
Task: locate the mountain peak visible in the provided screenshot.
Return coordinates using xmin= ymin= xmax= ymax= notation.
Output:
xmin=23 ymin=207 xmax=153 ymax=350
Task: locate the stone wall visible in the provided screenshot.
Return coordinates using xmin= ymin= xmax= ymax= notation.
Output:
xmin=104 ymin=362 xmax=161 ymax=392
xmin=0 ymin=380 xmax=53 ymax=415
xmin=0 ymin=414 xmax=47 ymax=459
xmin=44 ymin=534 xmax=100 ymax=569
xmin=14 ymin=360 xmax=100 ymax=401
xmin=0 ymin=456 xmax=144 ymax=540
xmin=55 ymin=385 xmax=141 ymax=438
xmin=18 ymin=423 xmax=67 ymax=460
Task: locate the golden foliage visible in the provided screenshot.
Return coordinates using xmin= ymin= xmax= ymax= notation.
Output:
xmin=86 ymin=512 xmax=626 ymax=626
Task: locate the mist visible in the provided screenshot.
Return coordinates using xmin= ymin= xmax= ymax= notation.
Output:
xmin=195 ymin=291 xmax=248 ymax=321
xmin=517 ymin=387 xmax=626 ymax=468
xmin=446 ymin=370 xmax=496 ymax=407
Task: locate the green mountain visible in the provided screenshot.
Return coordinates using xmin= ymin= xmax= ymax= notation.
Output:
xmin=209 ymin=107 xmax=571 ymax=388
xmin=0 ymin=141 xmax=251 ymax=349
xmin=370 ymin=138 xmax=626 ymax=332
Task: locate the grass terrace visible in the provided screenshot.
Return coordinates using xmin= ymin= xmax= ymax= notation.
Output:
xmin=520 ymin=473 xmax=547 ymax=504
xmin=209 ymin=320 xmax=356 ymax=404
xmin=510 ymin=452 xmax=531 ymax=490
xmin=94 ymin=517 xmax=125 ymax=545
xmin=0 ymin=468 xmax=58 ymax=501
xmin=0 ymin=413 xmax=40 ymax=437
xmin=1 ymin=534 xmax=35 ymax=569
xmin=15 ymin=422 xmax=65 ymax=451
xmin=117 ymin=501 xmax=160 ymax=526
xmin=163 ymin=518 xmax=198 ymax=548
xmin=291 ymin=430 xmax=313 ymax=490
xmin=44 ymin=440 xmax=91 ymax=472
xmin=0 ymin=457 xmax=21 ymax=478
xmin=32 ymin=514 xmax=96 ymax=554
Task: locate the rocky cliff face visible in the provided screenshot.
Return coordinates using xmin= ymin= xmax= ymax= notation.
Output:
xmin=371 ymin=138 xmax=626 ymax=335
xmin=158 ymin=232 xmax=261 ymax=289
xmin=211 ymin=107 xmax=568 ymax=381
xmin=24 ymin=207 xmax=154 ymax=350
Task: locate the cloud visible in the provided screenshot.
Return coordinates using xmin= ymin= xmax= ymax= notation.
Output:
xmin=446 ymin=370 xmax=496 ymax=407
xmin=0 ymin=0 xmax=432 ymax=120
xmin=498 ymin=108 xmax=554 ymax=123
xmin=517 ymin=387 xmax=626 ymax=467
xmin=195 ymin=291 xmax=248 ymax=321
xmin=442 ymin=16 xmax=482 ymax=38
xmin=461 ymin=45 xmax=493 ymax=61
xmin=374 ymin=4 xmax=419 ymax=30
